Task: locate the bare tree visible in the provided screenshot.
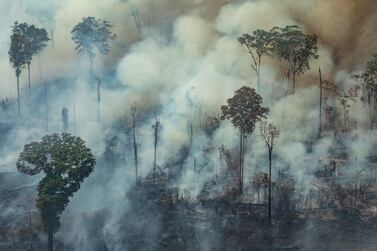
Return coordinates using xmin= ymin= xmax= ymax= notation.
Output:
xmin=152 ymin=110 xmax=161 ymax=184
xmin=260 ymin=121 xmax=280 ymax=222
xmin=318 ymin=67 xmax=323 ymax=138
xmin=131 ymin=104 xmax=138 ymax=184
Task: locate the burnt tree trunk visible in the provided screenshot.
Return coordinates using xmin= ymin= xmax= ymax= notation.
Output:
xmin=153 ymin=115 xmax=159 ymax=184
xmin=47 ymin=228 xmax=53 ymax=251
xmin=268 ymin=147 xmax=272 ymax=222
xmin=16 ymin=73 xmax=20 ymax=115
xmin=28 ymin=63 xmax=31 ymax=94
xmin=239 ymin=130 xmax=243 ymax=195
xmin=132 ymin=108 xmax=138 ymax=184
xmin=319 ymin=67 xmax=323 ymax=138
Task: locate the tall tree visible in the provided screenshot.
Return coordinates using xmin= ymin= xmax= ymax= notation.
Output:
xmin=14 ymin=23 xmax=49 ymax=93
xmin=71 ymin=16 xmax=116 ymax=108
xmin=271 ymin=25 xmax=318 ymax=94
xmin=71 ymin=16 xmax=116 ymax=70
xmin=353 ymin=54 xmax=377 ymax=129
xmin=260 ymin=121 xmax=280 ymax=222
xmin=238 ymin=29 xmax=273 ymax=92
xmin=9 ymin=23 xmax=27 ymax=115
xmin=16 ymin=133 xmax=95 ymax=251
xmin=221 ymin=86 xmax=269 ymax=194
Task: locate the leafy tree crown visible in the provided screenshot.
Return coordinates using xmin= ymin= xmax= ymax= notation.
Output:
xmin=221 ymin=86 xmax=269 ymax=134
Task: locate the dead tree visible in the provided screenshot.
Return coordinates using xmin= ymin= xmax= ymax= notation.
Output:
xmin=61 ymin=108 xmax=68 ymax=132
xmin=319 ymin=67 xmax=323 ymax=138
xmin=260 ymin=121 xmax=280 ymax=222
xmin=131 ymin=104 xmax=138 ymax=184
xmin=96 ymin=78 xmax=101 ymax=120
xmin=152 ymin=110 xmax=161 ymax=184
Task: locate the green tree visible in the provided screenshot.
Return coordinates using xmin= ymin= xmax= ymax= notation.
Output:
xmin=271 ymin=25 xmax=318 ymax=94
xmin=16 ymin=133 xmax=96 ymax=251
xmin=71 ymin=16 xmax=116 ymax=76
xmin=9 ymin=23 xmax=27 ymax=115
xmin=238 ymin=29 xmax=274 ymax=92
xmin=71 ymin=16 xmax=117 ymax=110
xmin=260 ymin=121 xmax=280 ymax=222
xmin=221 ymin=86 xmax=269 ymax=194
xmin=13 ymin=22 xmax=50 ymax=93
xmin=353 ymin=54 xmax=377 ymax=129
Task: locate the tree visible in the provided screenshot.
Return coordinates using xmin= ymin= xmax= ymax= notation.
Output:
xmin=152 ymin=110 xmax=161 ymax=184
xmin=238 ymin=29 xmax=273 ymax=92
xmin=271 ymin=25 xmax=318 ymax=94
xmin=71 ymin=17 xmax=117 ymax=71
xmin=61 ymin=108 xmax=68 ymax=132
xmin=13 ymin=22 xmax=49 ymax=93
xmin=131 ymin=104 xmax=138 ymax=184
xmin=221 ymin=86 xmax=269 ymax=194
xmin=71 ymin=16 xmax=117 ymax=109
xmin=16 ymin=133 xmax=95 ymax=251
xmin=9 ymin=23 xmax=27 ymax=115
xmin=260 ymin=121 xmax=280 ymax=222
xmin=353 ymin=54 xmax=377 ymax=129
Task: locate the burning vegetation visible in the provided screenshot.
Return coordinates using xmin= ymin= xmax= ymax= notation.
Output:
xmin=0 ymin=0 xmax=377 ymax=251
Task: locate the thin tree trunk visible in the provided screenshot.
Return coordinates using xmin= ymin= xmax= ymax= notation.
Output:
xmin=132 ymin=109 xmax=138 ymax=184
xmin=257 ymin=56 xmax=261 ymax=92
xmin=153 ymin=115 xmax=159 ymax=184
xmin=28 ymin=63 xmax=31 ymax=94
xmin=242 ymin=134 xmax=246 ymax=196
xmin=97 ymin=78 xmax=101 ymax=120
xmin=47 ymin=228 xmax=53 ymax=251
xmin=319 ymin=67 xmax=323 ymax=138
xmin=292 ymin=71 xmax=296 ymax=94
xmin=239 ymin=131 xmax=243 ymax=195
xmin=17 ymin=74 xmax=20 ymax=115
xmin=268 ymin=147 xmax=272 ymax=222
xmin=45 ymin=82 xmax=48 ymax=130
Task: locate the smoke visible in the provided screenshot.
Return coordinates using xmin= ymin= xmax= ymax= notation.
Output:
xmin=0 ymin=0 xmax=377 ymax=250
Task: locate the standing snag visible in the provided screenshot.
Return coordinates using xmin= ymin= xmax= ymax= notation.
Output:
xmin=16 ymin=133 xmax=95 ymax=251
xmin=260 ymin=121 xmax=280 ymax=222
xmin=131 ymin=104 xmax=138 ymax=184
xmin=221 ymin=86 xmax=269 ymax=194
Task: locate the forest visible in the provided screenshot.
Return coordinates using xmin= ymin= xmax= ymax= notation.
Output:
xmin=0 ymin=0 xmax=377 ymax=251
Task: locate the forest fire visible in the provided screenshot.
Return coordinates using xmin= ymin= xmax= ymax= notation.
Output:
xmin=0 ymin=0 xmax=377 ymax=250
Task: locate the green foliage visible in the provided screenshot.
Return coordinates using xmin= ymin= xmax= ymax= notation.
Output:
xmin=354 ymin=54 xmax=377 ymax=96
xmin=221 ymin=86 xmax=269 ymax=134
xmin=71 ymin=16 xmax=117 ymax=60
xmin=271 ymin=25 xmax=318 ymax=78
xmin=17 ymin=133 xmax=96 ymax=234
xmin=12 ymin=22 xmax=50 ymax=65
xmin=9 ymin=24 xmax=27 ymax=77
xmin=238 ymin=29 xmax=274 ymax=71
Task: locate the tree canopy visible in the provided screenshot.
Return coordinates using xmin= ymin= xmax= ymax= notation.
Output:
xmin=221 ymin=86 xmax=269 ymax=134
xmin=271 ymin=25 xmax=318 ymax=92
xmin=12 ymin=22 xmax=49 ymax=65
xmin=17 ymin=133 xmax=95 ymax=249
xmin=71 ymin=16 xmax=117 ymax=60
xmin=9 ymin=23 xmax=27 ymax=77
